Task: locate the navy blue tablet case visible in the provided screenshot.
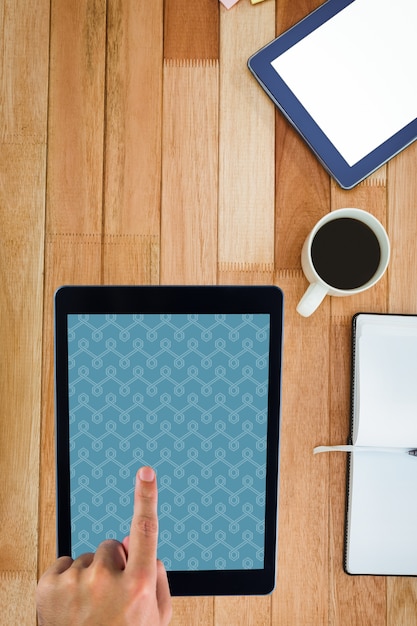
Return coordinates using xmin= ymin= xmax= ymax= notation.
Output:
xmin=248 ymin=0 xmax=417 ymax=189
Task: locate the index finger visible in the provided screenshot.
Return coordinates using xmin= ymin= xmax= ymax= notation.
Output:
xmin=126 ymin=466 xmax=159 ymax=575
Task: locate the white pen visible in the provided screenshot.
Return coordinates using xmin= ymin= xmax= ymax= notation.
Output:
xmin=314 ymin=445 xmax=417 ymax=456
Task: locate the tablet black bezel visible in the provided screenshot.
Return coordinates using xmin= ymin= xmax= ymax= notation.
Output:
xmin=248 ymin=0 xmax=417 ymax=189
xmin=55 ymin=285 xmax=283 ymax=596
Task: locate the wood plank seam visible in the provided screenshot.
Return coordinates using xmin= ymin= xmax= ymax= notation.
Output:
xmin=164 ymin=58 xmax=219 ymax=68
xmin=102 ymin=234 xmax=159 ymax=242
xmin=0 ymin=133 xmax=46 ymax=144
xmin=360 ymin=178 xmax=387 ymax=188
xmin=218 ymin=261 xmax=275 ymax=273
xmin=46 ymin=233 xmax=102 ymax=241
xmin=275 ymin=269 xmax=304 ymax=279
xmin=0 ymin=571 xmax=34 ymax=580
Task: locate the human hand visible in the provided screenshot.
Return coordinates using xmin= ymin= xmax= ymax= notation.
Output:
xmin=36 ymin=466 xmax=172 ymax=625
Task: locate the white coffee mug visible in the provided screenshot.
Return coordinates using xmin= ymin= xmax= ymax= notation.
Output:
xmin=297 ymin=208 xmax=390 ymax=317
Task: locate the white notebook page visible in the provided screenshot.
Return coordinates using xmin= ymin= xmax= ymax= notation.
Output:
xmin=353 ymin=316 xmax=417 ymax=447
xmin=346 ymin=450 xmax=417 ymax=575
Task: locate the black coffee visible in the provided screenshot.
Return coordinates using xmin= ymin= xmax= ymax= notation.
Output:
xmin=311 ymin=217 xmax=381 ymax=290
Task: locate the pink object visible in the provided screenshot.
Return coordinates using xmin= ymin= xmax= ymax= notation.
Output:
xmin=219 ymin=0 xmax=241 ymax=8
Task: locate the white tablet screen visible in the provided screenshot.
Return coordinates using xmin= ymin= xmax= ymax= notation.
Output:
xmin=271 ymin=0 xmax=417 ymax=166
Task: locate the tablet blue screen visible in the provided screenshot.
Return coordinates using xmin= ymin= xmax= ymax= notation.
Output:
xmin=67 ymin=313 xmax=270 ymax=571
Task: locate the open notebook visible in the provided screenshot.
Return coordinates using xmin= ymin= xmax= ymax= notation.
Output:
xmin=346 ymin=313 xmax=417 ymax=575
xmin=317 ymin=314 xmax=417 ymax=575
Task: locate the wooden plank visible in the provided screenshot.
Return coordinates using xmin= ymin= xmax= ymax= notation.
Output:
xmin=103 ymin=0 xmax=163 ymax=284
xmin=328 ymin=321 xmax=387 ymax=626
xmin=170 ymin=597 xmax=214 ymax=626
xmin=218 ymin=0 xmax=275 ymax=270
xmin=103 ymin=235 xmax=160 ymax=285
xmin=386 ymin=137 xmax=417 ymax=624
xmin=272 ymin=271 xmax=330 ymax=625
xmin=104 ymin=0 xmax=163 ymax=238
xmin=275 ymin=118 xmax=330 ymax=270
xmin=277 ymin=0 xmax=325 ymax=35
xmin=0 ymin=572 xmax=37 ymax=625
xmin=218 ymin=265 xmax=274 ymax=285
xmin=0 ymin=2 xmax=49 ymax=625
xmin=46 ymin=0 xmax=106 ymax=235
xmin=387 ymin=143 xmax=417 ymax=313
xmin=164 ymin=0 xmax=219 ymax=61
xmin=216 ymin=596 xmax=271 ymax=626
xmin=39 ymin=236 xmax=102 ymax=576
xmin=160 ymin=61 xmax=218 ymax=286
xmin=387 ymin=578 xmax=417 ymax=626
xmin=0 ymin=0 xmax=49 ymax=143
xmin=0 ymin=146 xmax=45 ymax=568
xmin=38 ymin=0 xmax=107 ymax=578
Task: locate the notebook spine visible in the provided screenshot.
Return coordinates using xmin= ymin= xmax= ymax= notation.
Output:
xmin=343 ymin=313 xmax=360 ymax=574
xmin=347 ymin=314 xmax=360 ymax=445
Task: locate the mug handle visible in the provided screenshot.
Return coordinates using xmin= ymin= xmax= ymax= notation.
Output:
xmin=296 ymin=282 xmax=329 ymax=317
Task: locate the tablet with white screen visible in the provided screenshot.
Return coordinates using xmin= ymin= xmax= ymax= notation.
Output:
xmin=55 ymin=285 xmax=283 ymax=596
xmin=248 ymin=0 xmax=417 ymax=189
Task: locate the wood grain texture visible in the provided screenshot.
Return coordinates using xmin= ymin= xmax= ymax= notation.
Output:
xmin=104 ymin=0 xmax=163 ymax=238
xmin=386 ymin=142 xmax=417 ymax=626
xmin=216 ymin=596 xmax=271 ymax=626
xmin=0 ymin=572 xmax=37 ymax=625
xmin=0 ymin=2 xmax=49 ymax=623
xmin=388 ymin=143 xmax=417 ymax=313
xmin=164 ymin=0 xmax=219 ymax=61
xmin=218 ymin=0 xmax=275 ymax=268
xmin=275 ymin=116 xmax=331 ymax=270
xmin=0 ymin=0 xmax=49 ymax=143
xmin=39 ymin=236 xmax=102 ymax=576
xmin=2 ymin=1 xmax=417 ymax=623
xmin=161 ymin=61 xmax=218 ymax=285
xmin=328 ymin=321 xmax=387 ymax=625
xmin=387 ymin=578 xmax=417 ymax=626
xmin=103 ymin=0 xmax=163 ymax=284
xmin=38 ymin=2 xmax=107 ymax=585
xmin=272 ymin=272 xmax=330 ymax=626
xmin=0 ymin=148 xmax=45 ymax=570
xmin=47 ymin=0 xmax=106 ymax=235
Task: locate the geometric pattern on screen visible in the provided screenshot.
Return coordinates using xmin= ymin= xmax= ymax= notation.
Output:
xmin=68 ymin=313 xmax=270 ymax=571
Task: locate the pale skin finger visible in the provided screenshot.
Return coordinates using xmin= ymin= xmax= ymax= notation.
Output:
xmin=128 ymin=467 xmax=172 ymax=621
xmin=123 ymin=538 xmax=171 ymax=621
xmin=126 ymin=466 xmax=159 ymax=577
xmin=70 ymin=553 xmax=95 ymax=569
xmin=36 ymin=466 xmax=172 ymax=625
xmin=46 ymin=556 xmax=74 ymax=575
xmin=94 ymin=539 xmax=127 ymax=571
xmin=156 ymin=559 xmax=172 ymax=620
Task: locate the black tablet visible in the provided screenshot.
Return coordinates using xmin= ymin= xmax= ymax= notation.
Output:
xmin=248 ymin=0 xmax=417 ymax=189
xmin=55 ymin=286 xmax=283 ymax=596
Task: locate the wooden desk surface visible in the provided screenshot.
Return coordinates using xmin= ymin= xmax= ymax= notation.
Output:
xmin=1 ymin=0 xmax=417 ymax=624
